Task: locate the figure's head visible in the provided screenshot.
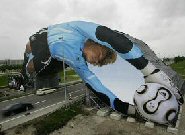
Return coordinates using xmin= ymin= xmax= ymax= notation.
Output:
xmin=83 ymin=39 xmax=117 ymax=66
xmin=133 ymin=83 xmax=179 ymax=124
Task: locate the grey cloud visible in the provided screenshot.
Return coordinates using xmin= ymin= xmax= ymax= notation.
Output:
xmin=135 ymin=0 xmax=185 ymax=47
xmin=0 ymin=0 xmax=184 ymax=59
xmin=79 ymin=1 xmax=118 ymax=19
xmin=139 ymin=0 xmax=185 ymax=18
xmin=60 ymin=0 xmax=119 ymax=24
xmin=0 ymin=36 xmax=10 ymax=39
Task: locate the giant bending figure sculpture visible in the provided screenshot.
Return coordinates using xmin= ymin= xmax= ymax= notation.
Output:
xmin=23 ymin=21 xmax=184 ymax=124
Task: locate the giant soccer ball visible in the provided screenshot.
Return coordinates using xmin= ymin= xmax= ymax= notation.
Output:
xmin=133 ymin=83 xmax=179 ymax=124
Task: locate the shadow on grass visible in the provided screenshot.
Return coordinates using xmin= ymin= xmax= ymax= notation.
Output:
xmin=33 ymin=101 xmax=86 ymax=135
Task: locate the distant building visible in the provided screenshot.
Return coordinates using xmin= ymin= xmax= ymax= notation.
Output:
xmin=0 ymin=59 xmax=23 ymax=65
xmin=125 ymin=34 xmax=184 ymax=94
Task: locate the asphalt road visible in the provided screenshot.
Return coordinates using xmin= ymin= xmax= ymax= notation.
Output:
xmin=0 ymin=83 xmax=86 ymax=122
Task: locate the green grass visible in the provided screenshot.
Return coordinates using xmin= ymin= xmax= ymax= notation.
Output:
xmin=0 ymin=75 xmax=8 ymax=86
xmin=0 ymin=69 xmax=80 ymax=87
xmin=170 ymin=60 xmax=185 ymax=80
xmin=60 ymin=69 xmax=80 ymax=82
xmin=33 ymin=101 xmax=86 ymax=135
xmin=61 ymin=69 xmax=77 ymax=76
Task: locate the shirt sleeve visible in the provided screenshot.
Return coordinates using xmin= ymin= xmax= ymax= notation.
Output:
xmin=68 ymin=21 xmax=148 ymax=70
xmin=73 ymin=64 xmax=118 ymax=109
xmin=68 ymin=21 xmax=142 ymax=56
xmin=68 ymin=21 xmax=101 ymax=41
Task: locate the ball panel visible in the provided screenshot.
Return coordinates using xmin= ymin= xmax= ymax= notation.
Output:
xmin=134 ymin=83 xmax=179 ymax=124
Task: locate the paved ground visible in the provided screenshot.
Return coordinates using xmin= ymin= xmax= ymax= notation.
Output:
xmin=177 ymin=103 xmax=185 ymax=135
xmin=49 ymin=103 xmax=185 ymax=135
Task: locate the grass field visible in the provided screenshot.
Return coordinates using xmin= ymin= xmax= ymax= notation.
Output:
xmin=0 ymin=69 xmax=80 ymax=87
xmin=13 ymin=101 xmax=86 ymax=135
xmin=0 ymin=61 xmax=184 ymax=87
xmin=34 ymin=102 xmax=86 ymax=135
xmin=170 ymin=60 xmax=185 ymax=80
xmin=0 ymin=74 xmax=8 ymax=86
xmin=60 ymin=69 xmax=80 ymax=82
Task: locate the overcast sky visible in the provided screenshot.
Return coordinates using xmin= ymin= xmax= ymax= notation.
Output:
xmin=0 ymin=0 xmax=185 ymax=60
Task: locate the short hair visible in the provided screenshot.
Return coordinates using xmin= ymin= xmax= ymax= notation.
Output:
xmin=85 ymin=39 xmax=117 ymax=66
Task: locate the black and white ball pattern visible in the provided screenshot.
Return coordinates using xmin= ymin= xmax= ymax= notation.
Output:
xmin=134 ymin=83 xmax=179 ymax=124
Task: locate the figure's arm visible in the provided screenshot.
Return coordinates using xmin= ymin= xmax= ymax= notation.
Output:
xmin=68 ymin=21 xmax=100 ymax=41
xmin=95 ymin=26 xmax=149 ymax=70
xmin=74 ymin=65 xmax=130 ymax=114
xmin=69 ymin=21 xmax=148 ymax=70
xmin=69 ymin=21 xmax=183 ymax=104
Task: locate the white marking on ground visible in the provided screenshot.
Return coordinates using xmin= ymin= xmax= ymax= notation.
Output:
xmin=35 ymin=102 xmax=40 ymax=104
xmin=0 ymin=94 xmax=84 ymax=125
xmin=0 ymin=101 xmax=65 ymax=125
xmin=69 ymin=89 xmax=83 ymax=94
xmin=41 ymin=100 xmax=46 ymax=103
xmin=73 ymin=94 xmax=85 ymax=99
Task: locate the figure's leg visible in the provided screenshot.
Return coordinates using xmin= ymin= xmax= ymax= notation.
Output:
xmin=96 ymin=26 xmax=149 ymax=70
xmin=96 ymin=26 xmax=183 ymax=104
xmin=24 ymin=28 xmax=64 ymax=77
